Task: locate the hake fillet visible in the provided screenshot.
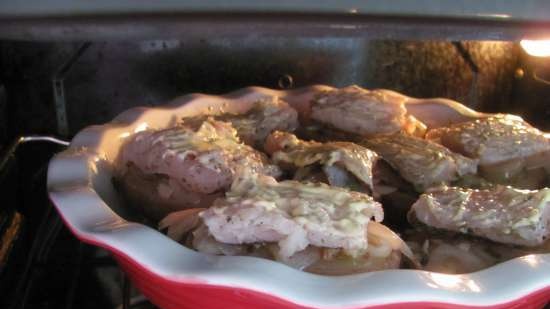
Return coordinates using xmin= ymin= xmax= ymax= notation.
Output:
xmin=410 ymin=185 xmax=550 ymax=246
xmin=426 ymin=115 xmax=550 ymax=166
xmin=200 ymin=174 xmax=384 ymax=258
xmin=362 ymin=133 xmax=477 ymax=191
xmin=310 ymin=86 xmax=425 ymax=136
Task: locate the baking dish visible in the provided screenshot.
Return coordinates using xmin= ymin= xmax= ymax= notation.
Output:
xmin=47 ymin=85 xmax=550 ymax=309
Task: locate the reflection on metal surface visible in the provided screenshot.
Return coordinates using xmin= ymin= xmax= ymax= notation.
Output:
xmin=52 ymin=42 xmax=92 ymax=137
xmin=452 ymin=41 xmax=479 ymax=108
xmin=329 ymin=24 xmax=357 ymax=30
xmin=533 ymin=67 xmax=550 ymax=86
xmin=19 ymin=135 xmax=70 ymax=146
xmin=425 ymin=273 xmax=482 ymax=292
xmin=521 ymin=40 xmax=550 ymax=57
xmin=477 ymin=14 xmax=511 ymax=19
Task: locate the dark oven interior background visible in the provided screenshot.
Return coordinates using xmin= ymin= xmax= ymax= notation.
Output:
xmin=1 ymin=39 xmax=550 ymax=142
xmin=0 ymin=38 xmax=549 ymax=309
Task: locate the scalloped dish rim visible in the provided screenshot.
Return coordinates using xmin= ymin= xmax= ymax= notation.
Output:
xmin=47 ymin=85 xmax=550 ymax=308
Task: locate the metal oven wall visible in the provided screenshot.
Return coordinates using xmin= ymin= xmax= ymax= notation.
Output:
xmin=1 ymin=39 xmax=533 ymax=142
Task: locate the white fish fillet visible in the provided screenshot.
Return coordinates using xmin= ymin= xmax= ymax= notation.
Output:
xmin=200 ymin=174 xmax=383 ymax=258
xmin=120 ymin=118 xmax=280 ymax=195
xmin=310 ymin=86 xmax=423 ymax=136
xmin=363 ymin=133 xmax=477 ymax=191
xmin=267 ymin=131 xmax=378 ymax=191
xmin=410 ymin=185 xmax=550 ymax=246
xmin=426 ymin=115 xmax=550 ymax=165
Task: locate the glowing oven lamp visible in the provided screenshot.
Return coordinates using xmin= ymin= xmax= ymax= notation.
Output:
xmin=520 ymin=39 xmax=550 ymax=57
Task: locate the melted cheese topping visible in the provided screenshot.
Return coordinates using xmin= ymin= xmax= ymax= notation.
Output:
xmin=200 ymin=174 xmax=383 ymax=258
xmin=160 ymin=119 xmax=243 ymax=165
xmin=120 ymin=118 xmax=280 ymax=194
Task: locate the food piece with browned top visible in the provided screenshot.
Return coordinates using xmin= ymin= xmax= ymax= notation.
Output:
xmin=409 ymin=185 xmax=550 ymax=246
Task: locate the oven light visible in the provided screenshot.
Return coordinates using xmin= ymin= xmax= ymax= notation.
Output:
xmin=520 ymin=39 xmax=550 ymax=57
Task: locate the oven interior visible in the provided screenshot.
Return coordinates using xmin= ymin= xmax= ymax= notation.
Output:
xmin=1 ymin=20 xmax=550 ymax=309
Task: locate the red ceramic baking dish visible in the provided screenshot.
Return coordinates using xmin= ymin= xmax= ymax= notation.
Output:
xmin=48 ymin=85 xmax=550 ymax=309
